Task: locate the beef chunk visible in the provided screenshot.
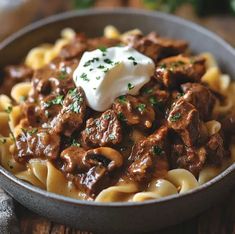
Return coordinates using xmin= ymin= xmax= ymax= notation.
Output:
xmin=0 ymin=65 xmax=33 ymax=95
xmin=171 ymin=144 xmax=206 ymax=176
xmin=141 ymin=81 xmax=170 ymax=111
xmin=155 ymin=55 xmax=206 ymax=88
xmin=30 ymin=59 xmax=77 ymax=100
xmin=51 ymin=87 xmax=86 ymax=136
xmin=60 ymin=146 xmax=87 ymax=173
xmin=168 ymin=99 xmax=201 ymax=146
xmin=123 ymin=32 xmax=187 ymax=61
xmin=81 ymin=109 xmax=122 ymax=148
xmin=13 ymin=128 xmax=60 ymax=163
xmin=206 ymin=133 xmax=229 ymax=165
xmin=65 ymin=147 xmax=123 ymax=196
xmin=221 ymin=111 xmax=235 ymax=134
xmin=60 ymin=34 xmax=88 ymax=60
xmin=181 ymin=83 xmax=216 ymax=120
xmin=112 ymin=95 xmax=155 ymax=129
xmin=128 ymin=126 xmax=169 ymax=182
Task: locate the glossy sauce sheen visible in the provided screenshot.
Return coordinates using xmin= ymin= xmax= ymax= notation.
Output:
xmin=1 ymin=32 xmax=233 ymax=199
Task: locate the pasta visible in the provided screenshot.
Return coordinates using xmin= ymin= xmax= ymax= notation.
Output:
xmin=0 ymin=26 xmax=234 ymax=203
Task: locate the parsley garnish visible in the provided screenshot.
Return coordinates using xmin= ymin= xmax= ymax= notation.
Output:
xmin=80 ymin=73 xmax=89 ymax=81
xmin=71 ymin=139 xmax=80 ymax=147
xmin=103 ymin=114 xmax=110 ymax=120
xmin=118 ymin=95 xmax=126 ymax=103
xmin=159 ymin=63 xmax=167 ymax=69
xmin=5 ymin=106 xmax=12 ymax=114
xmin=128 ymin=83 xmax=134 ymax=90
xmin=103 ymin=68 xmax=109 ymax=73
xmin=170 ymin=113 xmax=182 ymax=122
xmin=133 ymin=61 xmax=137 ymax=66
xmin=96 ymin=76 xmax=101 ymax=80
xmin=109 ymin=134 xmax=116 ymax=140
xmin=104 ymin=58 xmax=112 ymax=64
xmin=128 ymin=56 xmax=135 ymax=61
xmin=142 ymin=87 xmax=153 ymax=94
xmin=149 ymin=96 xmax=159 ymax=106
xmin=137 ymin=103 xmax=146 ymax=113
xmin=97 ymin=65 xmax=105 ymax=69
xmin=58 ymin=67 xmax=67 ymax=80
xmin=117 ymin=112 xmax=126 ymax=121
xmin=45 ymin=95 xmax=64 ymax=108
xmin=21 ymin=128 xmax=38 ymax=135
xmin=68 ymin=88 xmax=83 ymax=113
xmin=152 ymin=146 xmax=164 ymax=156
xmin=98 ymin=46 xmax=107 ymax=53
xmin=83 ymin=57 xmax=99 ymax=67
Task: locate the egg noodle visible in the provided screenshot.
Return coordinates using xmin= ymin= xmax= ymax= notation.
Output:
xmin=0 ymin=26 xmax=234 ymax=202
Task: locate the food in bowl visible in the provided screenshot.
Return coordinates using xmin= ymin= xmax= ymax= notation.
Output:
xmin=0 ymin=26 xmax=234 ymax=202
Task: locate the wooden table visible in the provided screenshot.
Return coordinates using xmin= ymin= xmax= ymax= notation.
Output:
xmin=7 ymin=1 xmax=235 ymax=233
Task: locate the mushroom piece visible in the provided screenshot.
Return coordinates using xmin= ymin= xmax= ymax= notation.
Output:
xmin=83 ymin=147 xmax=123 ymax=171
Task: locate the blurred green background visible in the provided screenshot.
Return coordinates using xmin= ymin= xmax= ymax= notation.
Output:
xmin=0 ymin=0 xmax=234 ymax=45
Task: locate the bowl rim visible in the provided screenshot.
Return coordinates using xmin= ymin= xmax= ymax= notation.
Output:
xmin=0 ymin=7 xmax=234 ymax=207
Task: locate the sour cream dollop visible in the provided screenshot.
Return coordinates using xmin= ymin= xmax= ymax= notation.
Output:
xmin=73 ymin=46 xmax=155 ymax=111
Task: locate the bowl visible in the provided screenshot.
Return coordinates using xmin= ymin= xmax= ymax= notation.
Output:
xmin=0 ymin=8 xmax=235 ymax=233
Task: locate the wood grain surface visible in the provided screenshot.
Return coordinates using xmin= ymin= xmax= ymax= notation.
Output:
xmin=8 ymin=0 xmax=235 ymax=233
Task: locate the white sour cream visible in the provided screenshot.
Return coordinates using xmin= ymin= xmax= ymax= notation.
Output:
xmin=73 ymin=46 xmax=155 ymax=111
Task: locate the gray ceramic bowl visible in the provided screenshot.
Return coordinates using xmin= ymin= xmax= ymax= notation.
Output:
xmin=0 ymin=8 xmax=235 ymax=234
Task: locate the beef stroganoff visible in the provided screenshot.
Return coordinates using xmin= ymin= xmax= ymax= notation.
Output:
xmin=0 ymin=26 xmax=234 ymax=202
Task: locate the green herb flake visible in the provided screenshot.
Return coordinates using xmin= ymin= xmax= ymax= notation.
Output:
xmin=71 ymin=139 xmax=80 ymax=147
xmin=143 ymin=88 xmax=153 ymax=94
xmin=152 ymin=146 xmax=164 ymax=156
xmin=58 ymin=67 xmax=67 ymax=80
xmin=68 ymin=89 xmax=83 ymax=113
xmin=109 ymin=134 xmax=116 ymax=140
xmin=103 ymin=68 xmax=110 ymax=73
xmin=28 ymin=128 xmax=38 ymax=135
xmin=128 ymin=83 xmax=134 ymax=91
xmin=137 ymin=103 xmax=146 ymax=113
xmin=159 ymin=63 xmax=167 ymax=69
xmin=5 ymin=106 xmax=12 ymax=114
xmin=104 ymin=58 xmax=112 ymax=64
xmin=117 ymin=112 xmax=126 ymax=121
xmin=97 ymin=65 xmax=105 ymax=69
xmin=103 ymin=114 xmax=110 ymax=120
xmin=149 ymin=96 xmax=159 ymax=106
xmin=80 ymin=73 xmax=89 ymax=82
xmin=98 ymin=46 xmax=107 ymax=53
xmin=128 ymin=56 xmax=135 ymax=61
xmin=96 ymin=76 xmax=101 ymax=80
xmin=170 ymin=113 xmax=182 ymax=122
xmin=118 ymin=95 xmax=127 ymax=104
xmin=133 ymin=61 xmax=138 ymax=66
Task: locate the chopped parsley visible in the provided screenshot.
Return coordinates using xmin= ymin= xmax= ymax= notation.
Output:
xmin=117 ymin=112 xmax=126 ymax=121
xmin=96 ymin=76 xmax=101 ymax=80
xmin=128 ymin=83 xmax=134 ymax=90
xmin=5 ymin=106 xmax=12 ymax=114
xmin=159 ymin=63 xmax=167 ymax=69
xmin=104 ymin=58 xmax=112 ymax=64
xmin=149 ymin=96 xmax=159 ymax=106
xmin=128 ymin=56 xmax=135 ymax=61
xmin=103 ymin=68 xmax=110 ymax=73
xmin=152 ymin=146 xmax=164 ymax=156
xmin=109 ymin=134 xmax=116 ymax=140
xmin=83 ymin=57 xmax=99 ymax=67
xmin=45 ymin=95 xmax=64 ymax=108
xmin=71 ymin=139 xmax=80 ymax=147
xmin=137 ymin=103 xmax=146 ymax=113
xmin=58 ymin=67 xmax=67 ymax=80
xmin=97 ymin=65 xmax=105 ymax=69
xmin=177 ymin=92 xmax=185 ymax=98
xmin=21 ymin=128 xmax=38 ymax=135
xmin=68 ymin=88 xmax=83 ymax=113
xmin=103 ymin=114 xmax=111 ymax=120
xmin=0 ymin=138 xmax=7 ymax=144
xmin=118 ymin=95 xmax=127 ymax=104
xmin=98 ymin=46 xmax=107 ymax=53
xmin=80 ymin=73 xmax=89 ymax=82
xmin=128 ymin=56 xmax=138 ymax=66
xmin=170 ymin=113 xmax=182 ymax=122
xmin=142 ymin=87 xmax=153 ymax=94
